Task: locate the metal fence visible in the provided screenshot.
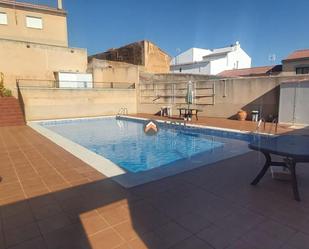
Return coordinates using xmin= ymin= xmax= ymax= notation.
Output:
xmin=139 ymin=80 xmax=215 ymax=105
xmin=16 ymin=79 xmax=135 ymax=89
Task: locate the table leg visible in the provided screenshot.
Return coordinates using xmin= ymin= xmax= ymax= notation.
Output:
xmin=188 ymin=109 xmax=192 ymax=119
xmin=196 ymin=111 xmax=198 ymax=121
xmin=284 ymin=158 xmax=300 ymax=201
xmin=251 ymin=152 xmax=271 ymax=185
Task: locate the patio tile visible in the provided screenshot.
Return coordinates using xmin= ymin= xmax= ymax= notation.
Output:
xmin=1 ymin=123 xmax=309 ymax=249
xmin=98 ymin=204 xmax=131 ymax=226
xmin=225 ymin=239 xmax=261 ymax=249
xmin=114 ymin=220 xmax=141 ymax=241
xmin=286 ymin=232 xmax=309 ymax=249
xmin=1 ymin=201 xmax=31 ymax=219
xmin=240 ymin=220 xmax=297 ymax=249
xmin=88 ymin=227 xmax=124 ymax=249
xmin=196 ymin=221 xmax=248 ymax=249
xmin=128 ymin=231 xmax=167 ymax=249
xmin=154 ymin=221 xmax=192 ymax=248
xmin=43 ymin=223 xmax=90 ymax=249
xmin=174 ymin=212 xmax=212 ymax=233
xmin=79 ymin=211 xmax=110 ymax=235
xmin=169 ymin=236 xmax=213 ymax=249
xmin=31 ymin=202 xmax=63 ymax=220
xmin=37 ymin=212 xmax=71 ymax=234
xmin=2 ymin=209 xmax=35 ymax=230
xmin=4 ymin=222 xmax=41 ymax=248
xmin=7 ymin=237 xmax=48 ymax=249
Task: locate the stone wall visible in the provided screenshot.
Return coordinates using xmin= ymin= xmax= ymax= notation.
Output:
xmin=88 ymin=59 xmax=139 ymax=85
xmin=89 ymin=40 xmax=171 ymax=74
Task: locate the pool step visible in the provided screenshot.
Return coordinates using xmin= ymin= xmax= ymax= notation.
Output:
xmin=0 ymin=97 xmax=25 ymax=127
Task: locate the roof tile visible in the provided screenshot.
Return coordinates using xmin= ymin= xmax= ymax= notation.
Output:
xmin=284 ymin=49 xmax=309 ymax=61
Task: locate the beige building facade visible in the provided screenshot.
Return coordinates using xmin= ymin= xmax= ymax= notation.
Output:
xmin=282 ymin=49 xmax=309 ymax=76
xmin=1 ymin=39 xmax=87 ymax=92
xmin=0 ymin=0 xmax=68 ymax=46
xmin=0 ymin=0 xmax=87 ymax=95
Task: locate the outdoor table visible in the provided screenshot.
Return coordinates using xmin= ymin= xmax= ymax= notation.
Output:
xmin=178 ymin=108 xmax=201 ymax=120
xmin=249 ymin=135 xmax=309 ymax=201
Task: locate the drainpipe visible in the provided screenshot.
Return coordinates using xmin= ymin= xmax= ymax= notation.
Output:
xmin=57 ymin=0 xmax=63 ymax=9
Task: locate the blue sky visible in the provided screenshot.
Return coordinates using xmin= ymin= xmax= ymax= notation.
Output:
xmin=28 ymin=0 xmax=309 ymax=66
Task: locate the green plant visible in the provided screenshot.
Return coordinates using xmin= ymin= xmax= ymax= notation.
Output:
xmin=2 ymin=88 xmax=12 ymax=97
xmin=0 ymin=73 xmax=12 ymax=97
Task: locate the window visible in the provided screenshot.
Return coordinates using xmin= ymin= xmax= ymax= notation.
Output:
xmin=26 ymin=16 xmax=43 ymax=29
xmin=0 ymin=12 xmax=8 ymax=25
xmin=296 ymin=67 xmax=309 ymax=74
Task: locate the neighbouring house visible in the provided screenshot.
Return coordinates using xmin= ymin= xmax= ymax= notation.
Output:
xmin=87 ymin=58 xmax=139 ymax=87
xmin=0 ymin=0 xmax=88 ymax=94
xmin=282 ymin=49 xmax=309 ymax=75
xmin=218 ymin=65 xmax=282 ymax=78
xmin=89 ymin=40 xmax=172 ymax=74
xmin=170 ymin=41 xmax=251 ymax=75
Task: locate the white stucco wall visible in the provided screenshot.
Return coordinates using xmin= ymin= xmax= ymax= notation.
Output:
xmin=170 ymin=43 xmax=251 ymax=75
xmin=171 ymin=61 xmax=210 ymax=74
xmin=171 ymin=48 xmax=211 ymax=65
xmin=226 ymin=47 xmax=252 ymax=71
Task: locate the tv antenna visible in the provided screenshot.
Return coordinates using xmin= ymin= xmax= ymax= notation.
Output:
xmin=268 ymin=54 xmax=276 ymax=64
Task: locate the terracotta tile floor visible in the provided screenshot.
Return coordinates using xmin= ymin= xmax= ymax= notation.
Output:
xmin=130 ymin=114 xmax=297 ymax=135
xmin=0 ymin=124 xmax=309 ymax=249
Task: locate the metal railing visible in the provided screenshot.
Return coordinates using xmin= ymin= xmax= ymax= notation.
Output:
xmin=139 ymin=80 xmax=215 ymax=105
xmin=16 ymin=79 xmax=135 ymax=90
xmin=255 ymin=118 xmax=266 ymax=133
xmin=254 ymin=118 xmax=278 ymax=134
xmin=268 ymin=118 xmax=278 ymax=134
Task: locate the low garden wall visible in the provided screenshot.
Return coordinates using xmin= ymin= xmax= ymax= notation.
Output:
xmin=19 ymin=87 xmax=137 ymax=121
xmin=138 ymin=73 xmax=309 ymax=120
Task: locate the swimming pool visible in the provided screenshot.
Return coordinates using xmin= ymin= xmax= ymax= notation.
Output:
xmin=31 ymin=116 xmax=257 ymax=187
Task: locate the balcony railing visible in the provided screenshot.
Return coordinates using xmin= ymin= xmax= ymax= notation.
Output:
xmin=16 ymin=79 xmax=135 ymax=89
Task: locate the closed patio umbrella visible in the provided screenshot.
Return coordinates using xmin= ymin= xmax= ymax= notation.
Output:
xmin=186 ymin=81 xmax=194 ymax=120
xmin=186 ymin=80 xmax=194 ymax=108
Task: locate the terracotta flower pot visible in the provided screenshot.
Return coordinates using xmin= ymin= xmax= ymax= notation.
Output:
xmin=237 ymin=110 xmax=247 ymax=121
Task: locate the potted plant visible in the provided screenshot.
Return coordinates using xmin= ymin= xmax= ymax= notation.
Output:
xmin=0 ymin=73 xmax=12 ymax=97
xmin=237 ymin=110 xmax=247 ymax=121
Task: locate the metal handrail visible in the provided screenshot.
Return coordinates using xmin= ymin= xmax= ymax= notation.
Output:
xmin=268 ymin=118 xmax=278 ymax=134
xmin=16 ymin=79 xmax=135 ymax=90
xmin=255 ymin=118 xmax=266 ymax=133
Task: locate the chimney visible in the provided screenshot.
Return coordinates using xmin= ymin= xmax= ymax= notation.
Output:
xmin=57 ymin=0 xmax=63 ymax=9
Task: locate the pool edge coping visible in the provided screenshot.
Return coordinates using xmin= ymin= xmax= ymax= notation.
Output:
xmin=28 ymin=119 xmax=126 ymax=178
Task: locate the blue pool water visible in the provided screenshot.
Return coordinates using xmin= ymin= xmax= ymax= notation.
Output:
xmin=39 ymin=117 xmax=253 ymax=173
